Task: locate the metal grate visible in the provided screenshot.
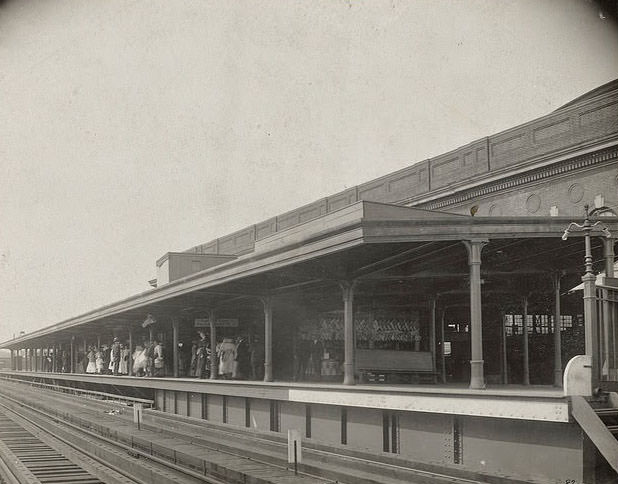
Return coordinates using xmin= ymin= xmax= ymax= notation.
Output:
xmin=0 ymin=412 xmax=103 ymax=483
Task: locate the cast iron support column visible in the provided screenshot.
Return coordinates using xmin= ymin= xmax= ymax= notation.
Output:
xmin=52 ymin=346 xmax=57 ymax=373
xmin=209 ymin=309 xmax=218 ymax=379
xmin=340 ymin=281 xmax=357 ymax=385
xmin=429 ymin=298 xmax=437 ymax=377
xmin=128 ymin=329 xmax=133 ymax=376
xmin=34 ymin=348 xmax=38 ymax=372
xmin=440 ymin=307 xmax=447 ymax=383
xmin=583 ymin=237 xmax=599 ymax=386
xmin=172 ymin=318 xmax=179 ymax=378
xmin=70 ymin=337 xmax=75 ymax=373
xmin=603 ymin=238 xmax=615 ymax=379
xmin=522 ymin=295 xmax=530 ymax=386
xmin=562 ymin=205 xmax=614 ymax=390
xmin=10 ymin=349 xmax=14 ymax=371
xmin=501 ymin=310 xmax=508 ymax=385
xmin=553 ymin=272 xmax=563 ymax=387
xmin=149 ymin=326 xmax=154 ymax=343
xmin=463 ymin=239 xmax=487 ymax=390
xmin=262 ymin=297 xmax=273 ymax=382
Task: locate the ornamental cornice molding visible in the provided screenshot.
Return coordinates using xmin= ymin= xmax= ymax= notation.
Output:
xmin=411 ymin=145 xmax=618 ymax=211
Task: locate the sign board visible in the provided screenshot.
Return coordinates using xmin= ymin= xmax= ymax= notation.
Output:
xmin=443 ymin=341 xmax=452 ymax=356
xmin=194 ymin=318 xmax=239 ymax=328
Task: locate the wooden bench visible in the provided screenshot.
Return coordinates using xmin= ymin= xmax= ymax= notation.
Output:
xmin=355 ymin=349 xmax=436 ymax=384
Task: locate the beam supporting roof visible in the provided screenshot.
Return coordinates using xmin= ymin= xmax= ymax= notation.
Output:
xmin=3 ymin=201 xmax=616 ymax=349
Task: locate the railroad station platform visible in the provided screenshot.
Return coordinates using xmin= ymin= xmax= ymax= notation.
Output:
xmin=1 ymin=370 xmax=585 ymax=484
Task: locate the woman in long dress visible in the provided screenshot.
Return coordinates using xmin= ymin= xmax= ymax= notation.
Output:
xmin=86 ymin=347 xmax=96 ymax=374
xmin=95 ymin=348 xmax=104 ymax=374
xmin=119 ymin=345 xmax=129 ymax=375
xmin=132 ymin=345 xmax=145 ymax=376
xmin=218 ymin=338 xmax=237 ymax=379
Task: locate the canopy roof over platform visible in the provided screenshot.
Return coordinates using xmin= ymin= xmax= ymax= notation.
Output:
xmin=2 ymin=200 xmax=616 ymax=350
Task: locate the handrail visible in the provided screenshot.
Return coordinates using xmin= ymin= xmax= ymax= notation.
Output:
xmin=570 ymin=395 xmax=618 ymax=474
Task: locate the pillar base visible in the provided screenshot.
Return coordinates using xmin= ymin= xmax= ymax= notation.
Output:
xmin=554 ymin=369 xmax=563 ymax=388
xmin=469 ymin=359 xmax=485 ymax=389
xmin=343 ymin=363 xmax=355 ymax=385
xmin=264 ymin=363 xmax=273 ymax=382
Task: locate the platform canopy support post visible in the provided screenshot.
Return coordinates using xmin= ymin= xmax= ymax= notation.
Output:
xmin=603 ymin=238 xmax=615 ymax=380
xmin=52 ymin=345 xmax=56 ymax=373
xmin=522 ymin=295 xmax=530 ymax=386
xmin=261 ymin=297 xmax=274 ymax=382
xmin=9 ymin=349 xmax=14 ymax=371
xmin=440 ymin=307 xmax=447 ymax=383
xmin=430 ymin=298 xmax=437 ymax=379
xmin=501 ymin=310 xmax=508 ymax=384
xmin=128 ymin=329 xmax=134 ymax=376
xmin=70 ymin=336 xmax=75 ymax=373
xmin=209 ymin=309 xmax=218 ymax=380
xmin=463 ymin=239 xmax=488 ymax=390
xmin=340 ymin=281 xmax=357 ymax=386
xmin=172 ymin=318 xmax=179 ymax=378
xmin=553 ymin=272 xmax=563 ymax=387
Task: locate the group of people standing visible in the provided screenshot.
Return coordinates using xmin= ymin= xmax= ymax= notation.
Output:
xmin=85 ymin=338 xmax=130 ymax=375
xmin=178 ymin=332 xmax=263 ymax=380
xmin=83 ymin=337 xmax=165 ymax=377
xmin=74 ymin=332 xmax=264 ymax=380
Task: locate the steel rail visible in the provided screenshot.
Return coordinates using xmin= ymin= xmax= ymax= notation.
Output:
xmin=0 ymin=446 xmax=21 ymax=484
xmin=0 ymin=381 xmax=332 ymax=483
xmin=0 ymin=392 xmax=228 ymax=484
xmin=2 ymin=380 xmax=496 ymax=484
xmin=0 ymin=375 xmax=153 ymax=407
xmin=0 ymin=383 xmax=324 ymax=483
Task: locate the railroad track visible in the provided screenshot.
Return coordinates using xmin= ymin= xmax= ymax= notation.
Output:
xmin=0 ymin=394 xmax=236 ymax=484
xmin=0 ymin=405 xmax=120 ymax=484
xmin=0 ymin=379 xmax=503 ymax=484
xmin=0 ymin=384 xmax=329 ymax=484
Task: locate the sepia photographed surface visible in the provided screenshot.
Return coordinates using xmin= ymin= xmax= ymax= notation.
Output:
xmin=1 ymin=1 xmax=618 ymax=483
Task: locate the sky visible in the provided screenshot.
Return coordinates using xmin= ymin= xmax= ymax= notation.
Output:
xmin=0 ymin=0 xmax=617 ymax=344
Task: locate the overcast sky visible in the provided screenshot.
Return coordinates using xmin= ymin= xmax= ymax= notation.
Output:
xmin=1 ymin=0 xmax=617 ymax=344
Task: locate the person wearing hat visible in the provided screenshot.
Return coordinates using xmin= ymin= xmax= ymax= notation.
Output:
xmin=111 ymin=337 xmax=121 ymax=376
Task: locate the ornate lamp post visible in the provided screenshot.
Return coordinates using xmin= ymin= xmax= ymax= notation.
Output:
xmin=562 ymin=204 xmax=612 ymax=388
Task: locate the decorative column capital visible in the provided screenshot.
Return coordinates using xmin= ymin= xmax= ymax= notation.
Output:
xmin=259 ymin=295 xmax=273 ymax=311
xmin=338 ymin=280 xmax=358 ymax=301
xmin=462 ymin=239 xmax=488 ymax=265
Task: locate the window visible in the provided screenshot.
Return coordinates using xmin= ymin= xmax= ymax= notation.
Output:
xmin=505 ymin=314 xmax=573 ymax=335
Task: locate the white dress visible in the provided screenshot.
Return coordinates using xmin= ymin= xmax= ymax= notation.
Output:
xmin=119 ymin=348 xmax=129 ymax=374
xmin=86 ymin=351 xmax=96 ymax=374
